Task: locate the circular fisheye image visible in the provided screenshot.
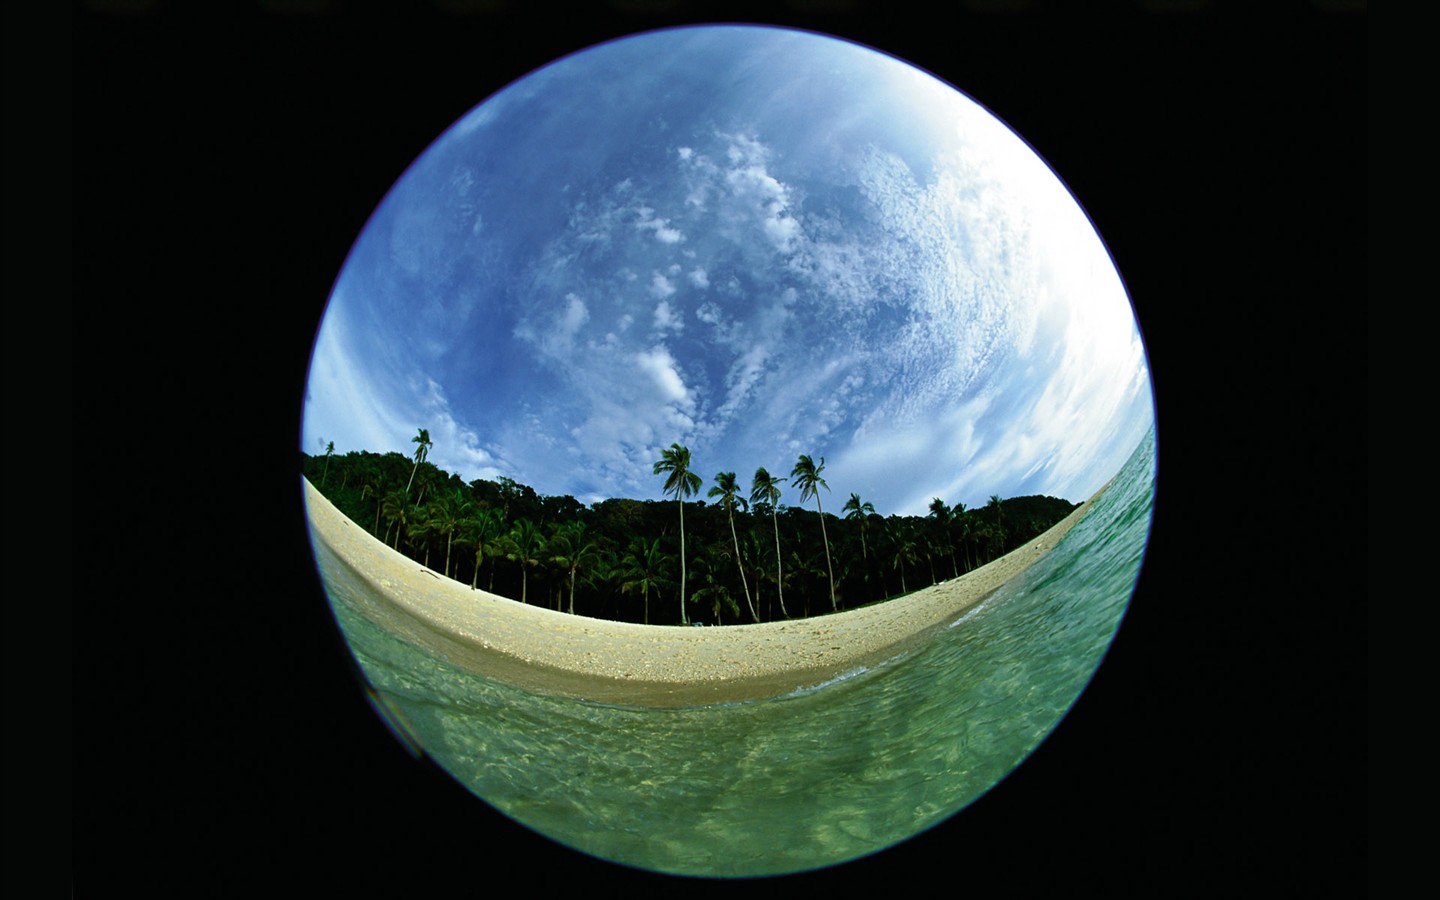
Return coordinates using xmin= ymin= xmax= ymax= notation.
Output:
xmin=300 ymin=24 xmax=1155 ymax=878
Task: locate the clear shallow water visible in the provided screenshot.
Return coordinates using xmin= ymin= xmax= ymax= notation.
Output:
xmin=313 ymin=427 xmax=1155 ymax=877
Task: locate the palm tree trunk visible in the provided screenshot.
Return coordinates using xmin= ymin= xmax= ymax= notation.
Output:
xmin=817 ymin=499 xmax=836 ymax=611
xmin=771 ymin=509 xmax=787 ymax=618
xmin=728 ymin=511 xmax=757 ymax=622
xmin=678 ymin=497 xmax=688 ymax=625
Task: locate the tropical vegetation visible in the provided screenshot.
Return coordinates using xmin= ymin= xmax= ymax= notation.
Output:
xmin=302 ymin=439 xmax=1078 ymax=627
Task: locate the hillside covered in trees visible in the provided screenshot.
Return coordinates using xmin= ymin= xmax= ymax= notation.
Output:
xmin=301 ymin=436 xmax=1078 ymax=627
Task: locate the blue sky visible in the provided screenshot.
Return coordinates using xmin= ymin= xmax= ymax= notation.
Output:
xmin=303 ymin=26 xmax=1153 ymax=517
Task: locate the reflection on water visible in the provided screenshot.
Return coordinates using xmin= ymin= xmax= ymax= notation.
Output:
xmin=312 ymin=427 xmax=1155 ymax=877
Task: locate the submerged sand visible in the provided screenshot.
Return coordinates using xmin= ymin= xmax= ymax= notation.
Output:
xmin=303 ymin=478 xmax=1106 ymax=708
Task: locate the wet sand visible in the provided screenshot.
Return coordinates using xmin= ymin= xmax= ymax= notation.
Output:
xmin=303 ymin=478 xmax=1106 ymax=708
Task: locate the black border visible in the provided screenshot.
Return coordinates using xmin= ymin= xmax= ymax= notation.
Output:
xmin=75 ymin=2 xmax=1366 ymax=891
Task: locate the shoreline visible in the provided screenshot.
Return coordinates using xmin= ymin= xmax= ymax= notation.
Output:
xmin=303 ymin=478 xmax=1108 ymax=708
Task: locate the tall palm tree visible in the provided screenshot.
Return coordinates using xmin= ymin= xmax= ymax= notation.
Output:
xmin=708 ymin=471 xmax=758 ymax=623
xmin=321 ymin=440 xmax=335 ymax=487
xmin=404 ymin=428 xmax=432 ymax=497
xmin=750 ymin=467 xmax=788 ymax=619
xmin=842 ymin=492 xmax=876 ymax=561
xmin=791 ymin=454 xmax=836 ymax=611
xmin=653 ymin=443 xmax=702 ymax=625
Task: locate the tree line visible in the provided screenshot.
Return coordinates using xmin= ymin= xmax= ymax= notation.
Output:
xmin=302 ymin=431 xmax=1078 ymax=627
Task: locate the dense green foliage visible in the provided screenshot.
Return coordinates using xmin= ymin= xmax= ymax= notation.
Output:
xmin=302 ymin=446 xmax=1078 ymax=626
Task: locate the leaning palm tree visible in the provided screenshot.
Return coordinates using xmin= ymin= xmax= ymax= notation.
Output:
xmin=653 ymin=443 xmax=702 ymax=625
xmin=708 ymin=471 xmax=758 ymax=623
xmin=750 ymin=467 xmax=788 ymax=619
xmin=404 ymin=428 xmax=432 ymax=497
xmin=791 ymin=454 xmax=836 ymax=611
xmin=320 ymin=440 xmax=335 ymax=487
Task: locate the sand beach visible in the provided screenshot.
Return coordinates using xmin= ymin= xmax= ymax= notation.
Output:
xmin=303 ymin=479 xmax=1105 ymax=708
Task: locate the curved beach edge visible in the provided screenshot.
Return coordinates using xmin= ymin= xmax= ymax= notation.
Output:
xmin=303 ymin=478 xmax=1108 ymax=708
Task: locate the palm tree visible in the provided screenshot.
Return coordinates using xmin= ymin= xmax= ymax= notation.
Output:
xmin=985 ymin=494 xmax=1008 ymax=561
xmin=750 ymin=467 xmax=788 ymax=619
xmin=842 ymin=492 xmax=876 ymax=561
xmin=505 ymin=518 xmax=545 ymax=605
xmin=791 ymin=454 xmax=836 ymax=611
xmin=404 ymin=428 xmax=432 ymax=497
xmin=708 ymin=471 xmax=758 ymax=623
xmin=427 ymin=489 xmax=470 ymax=580
xmin=321 ymin=440 xmax=335 ymax=487
xmin=619 ymin=536 xmax=671 ymax=625
xmin=784 ymin=547 xmax=826 ymax=618
xmin=402 ymin=502 xmax=432 ymax=565
xmin=653 ymin=443 xmax=702 ymax=625
xmin=690 ymin=546 xmax=740 ymax=626
xmin=952 ymin=501 xmax=972 ymax=572
xmin=740 ymin=526 xmax=770 ymax=622
xmin=359 ymin=466 xmax=385 ymax=537
xmin=381 ymin=489 xmax=412 ymax=549
xmin=468 ymin=508 xmax=504 ymax=591
xmin=549 ymin=521 xmax=598 ymax=615
xmin=928 ymin=497 xmax=960 ymax=579
xmin=893 ymin=534 xmax=917 ymax=595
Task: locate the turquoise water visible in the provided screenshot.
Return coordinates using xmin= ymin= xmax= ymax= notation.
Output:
xmin=312 ymin=427 xmax=1155 ymax=877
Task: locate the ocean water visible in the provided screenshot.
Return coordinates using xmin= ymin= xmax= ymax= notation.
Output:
xmin=311 ymin=426 xmax=1156 ymax=877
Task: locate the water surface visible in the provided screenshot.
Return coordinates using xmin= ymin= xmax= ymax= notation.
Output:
xmin=313 ymin=427 xmax=1155 ymax=877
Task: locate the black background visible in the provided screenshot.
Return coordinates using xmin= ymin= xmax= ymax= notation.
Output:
xmin=71 ymin=1 xmax=1365 ymax=892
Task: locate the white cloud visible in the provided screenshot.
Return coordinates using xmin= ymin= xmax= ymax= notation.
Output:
xmin=688 ymin=267 xmax=709 ymax=288
xmin=652 ymin=299 xmax=683 ymax=332
xmin=559 ymin=293 xmax=589 ymax=336
xmin=634 ymin=345 xmax=690 ymax=405
xmin=634 ymin=203 xmax=685 ymax=244
xmin=721 ymin=135 xmax=804 ymax=255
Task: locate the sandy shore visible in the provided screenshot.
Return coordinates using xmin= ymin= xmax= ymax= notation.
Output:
xmin=303 ymin=478 xmax=1107 ymax=708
